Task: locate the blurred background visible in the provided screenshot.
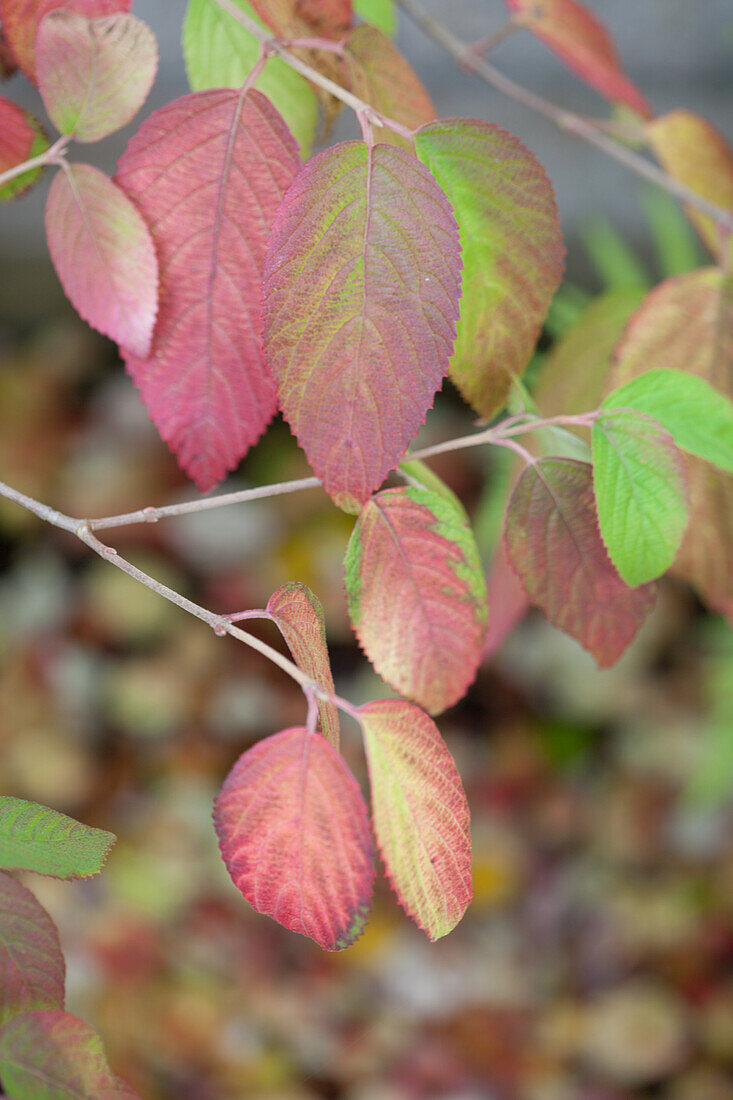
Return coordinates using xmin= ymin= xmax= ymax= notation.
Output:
xmin=2 ymin=2 xmax=733 ymax=1098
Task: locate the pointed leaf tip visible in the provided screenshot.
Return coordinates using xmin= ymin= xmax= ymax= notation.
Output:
xmin=214 ymin=728 xmax=374 ymax=949
xmin=37 ymin=11 xmax=157 ymax=142
xmin=116 ymin=88 xmax=301 ymax=490
xmin=0 ymin=796 xmax=116 ymax=879
xmin=360 ymin=699 xmax=472 ymax=940
xmin=504 ymin=458 xmax=657 ymax=665
xmin=345 ymin=485 xmax=487 ymax=714
xmin=262 ymin=141 xmax=461 ymax=507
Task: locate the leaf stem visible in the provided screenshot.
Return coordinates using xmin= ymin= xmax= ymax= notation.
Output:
xmin=0 ymin=134 xmax=70 ymax=190
xmin=395 ymin=0 xmax=733 ymax=234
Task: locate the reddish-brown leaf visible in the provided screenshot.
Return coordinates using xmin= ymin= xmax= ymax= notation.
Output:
xmin=504 ymin=458 xmax=657 ymax=665
xmin=45 ymin=163 xmax=158 ymax=356
xmin=646 ymin=110 xmax=733 ymax=257
xmin=607 ymin=268 xmax=733 ymax=617
xmin=0 ymin=873 xmax=65 ymax=1026
xmin=214 ymin=728 xmax=374 ymax=949
xmin=262 ymin=141 xmax=461 ymax=510
xmin=1 ymin=0 xmax=131 ymax=81
xmin=251 ymin=0 xmax=352 ymax=38
xmin=0 ymin=94 xmax=47 ymax=201
xmin=506 ymin=0 xmax=650 ymax=117
xmin=116 ymin=89 xmax=300 ymax=490
xmin=266 ymin=582 xmax=340 ymax=749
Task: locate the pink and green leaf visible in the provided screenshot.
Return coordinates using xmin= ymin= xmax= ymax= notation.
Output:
xmin=0 ymin=0 xmax=131 ymax=81
xmin=0 ymin=873 xmax=65 ymax=1027
xmin=45 ymin=163 xmax=158 ymax=357
xmin=116 ymin=89 xmax=301 ymax=490
xmin=607 ymin=268 xmax=733 ymax=615
xmin=36 ymin=11 xmax=157 ymax=142
xmin=345 ymin=486 xmax=487 ymax=714
xmin=343 ymin=24 xmax=434 ymax=151
xmin=214 ymin=727 xmax=374 ymax=949
xmin=0 ymin=1010 xmax=138 ymax=1099
xmin=182 ymin=0 xmax=318 ymax=157
xmin=266 ymin=582 xmax=340 ymax=749
xmin=505 ymin=0 xmax=651 ymax=117
xmin=359 ymin=699 xmax=472 ymax=940
xmin=646 ymin=111 xmax=733 ymax=257
xmin=262 ymin=140 xmax=461 ymax=511
xmin=504 ymin=458 xmax=657 ymax=665
xmin=0 ymin=95 xmax=48 ymax=201
xmin=414 ymin=119 xmax=564 ymax=418
xmin=0 ymin=796 xmax=115 ymax=879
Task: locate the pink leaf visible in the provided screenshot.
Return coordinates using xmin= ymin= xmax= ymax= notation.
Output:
xmin=45 ymin=162 xmax=158 ymax=356
xmin=506 ymin=0 xmax=651 ymax=118
xmin=214 ymin=728 xmax=374 ymax=949
xmin=483 ymin=538 xmax=529 ymax=659
xmin=0 ymin=1010 xmax=139 ymax=1099
xmin=360 ymin=699 xmax=472 ymax=940
xmin=0 ymin=93 xmax=48 ymax=201
xmin=262 ymin=141 xmax=461 ymax=511
xmin=0 ymin=873 xmax=65 ymax=1027
xmin=504 ymin=457 xmax=657 ymax=666
xmin=0 ymin=0 xmax=130 ymax=81
xmin=36 ymin=11 xmax=157 ymax=142
xmin=345 ymin=486 xmax=487 ymax=714
xmin=267 ymin=582 xmax=340 ymax=749
xmin=116 ymin=89 xmax=301 ymax=490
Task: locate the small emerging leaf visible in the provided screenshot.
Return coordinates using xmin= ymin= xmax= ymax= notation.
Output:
xmin=45 ymin=163 xmax=158 ymax=356
xmin=183 ymin=0 xmax=317 ymax=156
xmin=0 ymin=95 xmax=48 ymax=201
xmin=214 ymin=728 xmax=374 ymax=949
xmin=505 ymin=458 xmax=656 ymax=664
xmin=360 ymin=699 xmax=472 ymax=940
xmin=0 ymin=796 xmax=115 ymax=878
xmin=116 ymin=89 xmax=300 ymax=490
xmin=592 ymin=410 xmax=689 ymax=586
xmin=505 ymin=0 xmax=651 ymax=117
xmin=345 ymin=486 xmax=487 ymax=714
xmin=1 ymin=0 xmax=132 ymax=81
xmin=647 ymin=111 xmax=733 ymax=256
xmin=414 ymin=119 xmax=564 ymax=418
xmin=0 ymin=1010 xmax=138 ymax=1099
xmin=36 ymin=11 xmax=157 ymax=142
xmin=0 ymin=873 xmax=65 ymax=1026
xmin=343 ymin=24 xmax=434 ymax=151
xmin=262 ymin=141 xmax=461 ymax=510
xmin=604 ymin=368 xmax=733 ymax=474
xmin=266 ymin=582 xmax=340 ymax=749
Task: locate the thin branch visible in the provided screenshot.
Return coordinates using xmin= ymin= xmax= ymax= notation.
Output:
xmin=0 ymin=135 xmax=70 ymax=191
xmin=212 ymin=0 xmax=414 ymax=141
xmin=395 ymin=0 xmax=733 ymax=235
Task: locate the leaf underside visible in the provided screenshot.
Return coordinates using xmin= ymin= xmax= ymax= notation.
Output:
xmin=116 ymin=89 xmax=301 ymax=490
xmin=214 ymin=728 xmax=374 ymax=950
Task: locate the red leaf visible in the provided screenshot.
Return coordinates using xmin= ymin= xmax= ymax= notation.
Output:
xmin=1 ymin=0 xmax=131 ymax=81
xmin=360 ymin=699 xmax=472 ymax=940
xmin=45 ymin=163 xmax=157 ymax=356
xmin=343 ymin=24 xmax=435 ymax=151
xmin=0 ymin=94 xmax=48 ymax=201
xmin=266 ymin=582 xmax=340 ymax=749
xmin=0 ymin=873 xmax=65 ymax=1026
xmin=116 ymin=89 xmax=300 ymax=490
xmin=0 ymin=21 xmax=18 ymax=77
xmin=0 ymin=1010 xmax=138 ymax=1099
xmin=506 ymin=0 xmax=651 ymax=118
xmin=504 ymin=458 xmax=657 ymax=666
xmin=36 ymin=11 xmax=157 ymax=142
xmin=214 ymin=728 xmax=374 ymax=949
xmin=262 ymin=141 xmax=461 ymax=510
xmin=345 ymin=486 xmax=487 ymax=713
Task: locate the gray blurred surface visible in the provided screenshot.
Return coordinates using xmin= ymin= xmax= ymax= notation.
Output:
xmin=2 ymin=0 xmax=732 ymax=318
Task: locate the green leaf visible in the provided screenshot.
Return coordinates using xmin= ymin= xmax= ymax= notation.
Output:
xmin=592 ymin=410 xmax=689 ymax=586
xmin=182 ymin=0 xmax=317 ymax=156
xmin=603 ymin=368 xmax=733 ymax=474
xmin=0 ymin=798 xmax=116 ymax=879
xmin=354 ymin=0 xmax=396 ymax=35
xmin=581 ymin=218 xmax=649 ymax=291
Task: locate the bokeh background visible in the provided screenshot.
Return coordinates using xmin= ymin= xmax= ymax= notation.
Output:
xmin=2 ymin=2 xmax=733 ymax=1098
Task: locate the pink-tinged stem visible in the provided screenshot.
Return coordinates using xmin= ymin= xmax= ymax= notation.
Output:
xmin=0 ymin=134 xmax=70 ymax=190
